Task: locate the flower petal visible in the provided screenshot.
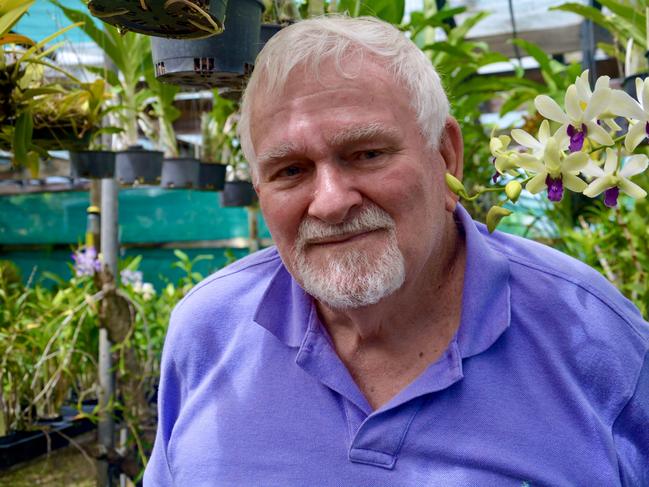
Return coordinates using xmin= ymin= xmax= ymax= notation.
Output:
xmin=583 ymin=175 xmax=616 ymax=197
xmin=583 ymin=87 xmax=611 ymax=120
xmin=624 ymin=121 xmax=647 ymax=152
xmin=535 ymin=95 xmax=570 ymax=124
xmin=563 ymin=173 xmax=587 ymax=192
xmin=581 ymin=160 xmax=605 ymax=178
xmin=594 ymin=75 xmax=610 ymax=92
xmin=514 ymin=153 xmax=545 ymax=173
xmin=620 ymin=154 xmax=649 ymax=178
xmin=575 ymin=74 xmax=591 ymax=101
xmin=526 ymin=172 xmax=547 ymax=194
xmin=565 ymin=85 xmax=582 ymax=120
xmin=543 ymin=137 xmax=562 ymax=172
xmin=619 ymin=177 xmax=647 ymax=199
xmin=563 ymin=151 xmax=589 ymax=172
xmin=608 ymin=90 xmax=646 ymax=119
xmin=538 ymin=120 xmax=551 ymax=143
xmin=604 ymin=148 xmax=618 ymax=174
xmin=511 ymin=129 xmax=540 ymax=150
xmin=586 ymin=121 xmax=614 ymax=146
xmin=642 ymin=78 xmax=649 ymax=110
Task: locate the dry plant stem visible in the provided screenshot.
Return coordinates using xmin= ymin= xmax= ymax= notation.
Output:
xmin=56 ymin=428 xmax=97 ymax=469
xmin=139 ymin=0 xmax=150 ymax=11
xmin=578 ymin=215 xmax=617 ymax=284
xmin=164 ymin=0 xmax=221 ymax=34
xmin=615 ymin=211 xmax=644 ymax=302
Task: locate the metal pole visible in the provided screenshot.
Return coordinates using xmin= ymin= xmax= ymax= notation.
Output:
xmin=247 ymin=206 xmax=259 ymax=253
xmin=98 ymin=177 xmax=118 ymax=487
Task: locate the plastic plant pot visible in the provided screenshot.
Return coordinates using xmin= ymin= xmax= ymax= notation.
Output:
xmin=221 ymin=180 xmax=257 ymax=207
xmin=115 ymin=146 xmax=164 ymax=185
xmin=151 ymin=0 xmax=264 ymax=88
xmin=69 ymin=150 xmax=116 ymax=179
xmin=87 ymin=0 xmax=227 ymax=39
xmin=258 ymin=23 xmax=282 ymax=52
xmin=198 ymin=162 xmax=226 ymax=190
xmin=161 ymin=157 xmax=201 ymax=188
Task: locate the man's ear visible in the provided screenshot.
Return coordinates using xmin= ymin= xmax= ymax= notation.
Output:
xmin=437 ymin=117 xmax=464 ymax=212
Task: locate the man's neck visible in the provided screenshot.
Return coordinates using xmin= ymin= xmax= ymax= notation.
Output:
xmin=315 ymin=214 xmax=466 ymax=409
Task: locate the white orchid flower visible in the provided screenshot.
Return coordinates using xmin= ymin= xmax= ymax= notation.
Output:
xmin=511 ymin=119 xmax=568 ymax=158
xmin=515 ymin=135 xmax=588 ymax=202
xmin=582 ymin=149 xmax=648 ymax=207
xmin=535 ymin=70 xmax=614 ymax=152
xmin=609 ymin=77 xmax=649 ymax=152
xmin=489 ymin=135 xmax=519 ymax=180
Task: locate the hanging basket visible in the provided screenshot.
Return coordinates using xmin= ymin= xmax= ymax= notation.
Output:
xmin=115 ymin=146 xmax=163 ymax=185
xmin=221 ymin=180 xmax=257 ymax=207
xmin=69 ymin=150 xmax=116 ymax=179
xmin=258 ymin=23 xmax=282 ymax=51
xmin=198 ymin=162 xmax=226 ymax=190
xmin=151 ymin=0 xmax=263 ymax=88
xmin=161 ymin=157 xmax=201 ymax=188
xmin=86 ymin=0 xmax=228 ymax=39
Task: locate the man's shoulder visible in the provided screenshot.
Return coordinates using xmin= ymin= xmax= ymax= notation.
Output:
xmin=179 ymin=246 xmax=282 ymax=308
xmin=481 ymin=222 xmax=648 ymax=339
xmin=164 ymin=247 xmax=283 ymax=347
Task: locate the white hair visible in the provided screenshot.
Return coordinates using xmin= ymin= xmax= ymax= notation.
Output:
xmin=238 ymin=15 xmax=450 ymax=173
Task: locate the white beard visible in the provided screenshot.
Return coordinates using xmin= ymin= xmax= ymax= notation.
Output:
xmin=292 ymin=204 xmax=406 ymax=309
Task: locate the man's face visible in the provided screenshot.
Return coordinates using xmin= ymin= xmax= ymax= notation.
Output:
xmin=251 ymin=57 xmax=455 ymax=309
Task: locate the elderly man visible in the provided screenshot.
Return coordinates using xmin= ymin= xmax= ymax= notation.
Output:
xmin=145 ymin=16 xmax=648 ymax=486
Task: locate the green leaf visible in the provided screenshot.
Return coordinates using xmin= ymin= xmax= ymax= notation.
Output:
xmin=511 ymin=38 xmax=559 ymax=90
xmin=336 ymin=0 xmax=404 ymax=23
xmin=448 ymin=11 xmax=489 ymax=44
xmin=85 ymin=66 xmax=120 ymax=88
xmin=0 ymin=0 xmax=33 ymax=38
xmin=12 ymin=110 xmax=33 ymax=166
xmin=408 ymin=6 xmax=466 ymax=36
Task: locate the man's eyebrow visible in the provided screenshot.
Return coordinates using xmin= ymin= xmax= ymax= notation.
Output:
xmin=327 ymin=122 xmax=399 ymax=147
xmin=257 ymin=142 xmax=301 ymax=166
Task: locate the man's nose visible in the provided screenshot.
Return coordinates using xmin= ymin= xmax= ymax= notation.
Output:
xmin=307 ymin=163 xmax=362 ymax=224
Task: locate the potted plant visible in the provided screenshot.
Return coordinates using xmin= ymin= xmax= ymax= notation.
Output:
xmin=55 ymin=2 xmax=166 ymax=185
xmin=150 ymin=0 xmax=264 ymax=88
xmin=86 ymin=0 xmax=227 ymax=39
xmin=197 ymin=92 xmax=237 ymax=190
xmin=219 ymin=111 xmax=257 ymax=206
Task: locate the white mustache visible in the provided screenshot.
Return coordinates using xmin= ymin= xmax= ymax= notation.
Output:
xmin=296 ymin=205 xmax=395 ymax=247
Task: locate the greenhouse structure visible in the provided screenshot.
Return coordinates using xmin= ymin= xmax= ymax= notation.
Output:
xmin=0 ymin=0 xmax=647 ymax=486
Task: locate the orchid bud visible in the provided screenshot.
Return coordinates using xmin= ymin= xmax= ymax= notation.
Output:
xmin=486 ymin=206 xmax=513 ymax=233
xmin=445 ymin=173 xmax=467 ymax=198
xmin=505 ymin=181 xmax=522 ymax=202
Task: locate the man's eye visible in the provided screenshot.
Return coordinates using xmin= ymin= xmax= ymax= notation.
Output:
xmin=277 ymin=165 xmax=302 ymax=178
xmin=358 ymin=150 xmax=383 ymax=160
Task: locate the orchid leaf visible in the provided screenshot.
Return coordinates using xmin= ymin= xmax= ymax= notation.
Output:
xmin=12 ymin=110 xmax=33 ymax=166
xmin=0 ymin=0 xmax=33 ymax=37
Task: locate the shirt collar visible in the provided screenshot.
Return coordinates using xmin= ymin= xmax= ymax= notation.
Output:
xmin=254 ymin=204 xmax=511 ymax=356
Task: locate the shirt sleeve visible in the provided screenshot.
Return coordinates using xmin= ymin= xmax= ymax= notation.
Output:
xmin=613 ymin=351 xmax=649 ymax=487
xmin=143 ymin=339 xmax=185 ymax=486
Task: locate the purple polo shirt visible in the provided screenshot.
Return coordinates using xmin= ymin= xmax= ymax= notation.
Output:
xmin=144 ymin=205 xmax=649 ymax=486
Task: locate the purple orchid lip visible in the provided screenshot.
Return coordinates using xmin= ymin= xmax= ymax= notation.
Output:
xmin=492 ymin=171 xmax=500 ymax=183
xmin=645 ymin=121 xmax=649 ymax=137
xmin=567 ymin=123 xmax=588 ymax=152
xmin=545 ymin=174 xmax=564 ymax=202
xmin=604 ymin=186 xmax=620 ymax=207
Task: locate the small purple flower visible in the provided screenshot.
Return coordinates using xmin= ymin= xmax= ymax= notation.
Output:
xmin=545 ymin=174 xmax=564 ymax=202
xmin=566 ymin=123 xmax=588 ymax=152
xmin=603 ymin=187 xmax=619 ymax=207
xmin=72 ymin=247 xmax=101 ymax=277
xmin=121 ymin=269 xmax=143 ymax=287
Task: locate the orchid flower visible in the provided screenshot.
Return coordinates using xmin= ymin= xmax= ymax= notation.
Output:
xmin=511 ymin=120 xmax=561 ymax=158
xmin=609 ymin=77 xmax=649 ymax=152
xmin=489 ymin=135 xmax=519 ymax=181
xmin=515 ymin=135 xmax=588 ymax=202
xmin=535 ymin=71 xmax=613 ymax=152
xmin=72 ymin=246 xmax=101 ymax=277
xmin=582 ymin=149 xmax=648 ymax=207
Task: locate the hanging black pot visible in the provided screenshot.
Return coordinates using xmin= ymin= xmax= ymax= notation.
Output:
xmin=116 ymin=146 xmax=164 ymax=185
xmin=622 ymin=50 xmax=649 ymax=98
xmin=221 ymin=180 xmax=257 ymax=207
xmin=161 ymin=157 xmax=200 ymax=188
xmin=87 ymin=0 xmax=227 ymax=39
xmin=259 ymin=23 xmax=282 ymax=51
xmin=198 ymin=162 xmax=226 ymax=190
xmin=151 ymin=0 xmax=264 ymax=88
xmin=69 ymin=150 xmax=116 ymax=179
